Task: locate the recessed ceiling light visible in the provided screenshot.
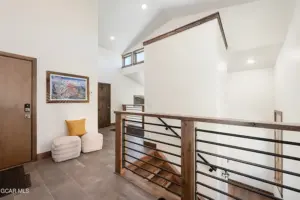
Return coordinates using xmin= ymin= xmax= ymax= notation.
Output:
xmin=247 ymin=58 xmax=256 ymax=64
xmin=110 ymin=36 xmax=115 ymax=41
xmin=141 ymin=4 xmax=148 ymax=10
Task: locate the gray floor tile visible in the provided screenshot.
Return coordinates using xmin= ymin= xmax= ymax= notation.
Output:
xmin=2 ymin=126 xmax=155 ymax=200
xmin=14 ymin=185 xmax=54 ymax=200
xmin=37 ymin=163 xmax=73 ymax=192
xmin=51 ymin=182 xmax=90 ymax=200
xmin=28 ymin=169 xmax=44 ymax=189
xmin=0 ymin=195 xmax=14 ymax=200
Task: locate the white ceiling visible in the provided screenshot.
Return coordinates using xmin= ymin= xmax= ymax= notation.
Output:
xmin=227 ymin=44 xmax=283 ymax=72
xmin=98 ymin=0 xmax=260 ymax=53
xmin=99 ymin=0 xmax=296 ymax=84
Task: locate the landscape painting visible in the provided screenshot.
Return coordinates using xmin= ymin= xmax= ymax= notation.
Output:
xmin=46 ymin=71 xmax=89 ymax=103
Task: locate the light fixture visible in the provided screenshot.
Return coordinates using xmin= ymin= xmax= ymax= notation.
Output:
xmin=247 ymin=58 xmax=256 ymax=64
xmin=110 ymin=36 xmax=115 ymax=41
xmin=141 ymin=4 xmax=148 ymax=10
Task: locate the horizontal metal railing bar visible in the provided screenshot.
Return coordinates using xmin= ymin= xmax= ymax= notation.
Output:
xmin=197 ymin=139 xmax=300 ymax=161
xmin=115 ymin=111 xmax=300 ymax=132
xmin=125 ymin=125 xmax=180 ymax=139
xmin=124 ymin=153 xmax=181 ymax=177
xmin=196 ymin=192 xmax=214 ymax=200
xmin=196 ymin=150 xmax=300 ymax=177
xmin=196 ymin=181 xmax=242 ymax=200
xmin=123 ymin=104 xmax=144 ymax=107
xmin=125 ymin=160 xmax=181 ymax=187
xmin=197 ymin=171 xmax=282 ymax=200
xmin=125 ymin=139 xmax=181 ymax=158
xmin=197 ymin=160 xmax=300 ymax=193
xmin=125 ymin=132 xmax=181 ymax=148
xmin=124 ymin=146 xmax=182 ymax=167
xmin=196 ymin=128 xmax=300 ymax=146
xmin=125 ymin=119 xmax=181 ymax=129
xmin=124 ymin=166 xmax=181 ymax=197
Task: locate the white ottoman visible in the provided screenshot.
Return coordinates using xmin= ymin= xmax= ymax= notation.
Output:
xmin=51 ymin=136 xmax=81 ymax=162
xmin=81 ymin=133 xmax=103 ymax=153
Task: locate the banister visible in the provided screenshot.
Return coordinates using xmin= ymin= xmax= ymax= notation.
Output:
xmin=157 ymin=117 xmax=180 ymax=137
xmin=114 ymin=111 xmax=300 ymax=131
xmin=157 ymin=117 xmax=217 ymax=172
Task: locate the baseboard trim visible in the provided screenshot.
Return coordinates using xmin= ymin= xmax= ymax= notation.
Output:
xmin=143 ymin=141 xmax=157 ymax=149
xmin=37 ymin=151 xmax=51 ymax=160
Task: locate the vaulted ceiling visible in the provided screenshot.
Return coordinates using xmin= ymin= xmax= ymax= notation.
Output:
xmin=99 ymin=0 xmax=296 ymax=79
xmin=98 ymin=0 xmax=261 ymax=54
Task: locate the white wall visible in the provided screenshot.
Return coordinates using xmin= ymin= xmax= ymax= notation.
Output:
xmin=144 ymin=19 xmax=226 ymax=199
xmin=274 ymin=0 xmax=300 ymax=199
xmin=126 ymin=0 xmax=294 ymax=53
xmin=98 ymin=47 xmax=144 ymax=123
xmin=0 ymin=0 xmax=98 ymax=154
xmin=223 ymin=68 xmax=275 ymax=192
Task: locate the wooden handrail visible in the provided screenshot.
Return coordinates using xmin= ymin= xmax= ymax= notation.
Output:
xmin=143 ymin=12 xmax=228 ymax=49
xmin=114 ymin=111 xmax=300 ymax=132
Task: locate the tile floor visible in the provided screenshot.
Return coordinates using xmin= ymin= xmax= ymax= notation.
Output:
xmin=0 ymin=126 xmax=156 ymax=200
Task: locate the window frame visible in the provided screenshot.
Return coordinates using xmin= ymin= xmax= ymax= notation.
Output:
xmin=133 ymin=48 xmax=145 ymax=65
xmin=122 ymin=52 xmax=133 ymax=67
xmin=122 ymin=48 xmax=144 ymax=67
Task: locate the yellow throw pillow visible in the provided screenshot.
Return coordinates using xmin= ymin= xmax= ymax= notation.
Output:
xmin=65 ymin=119 xmax=87 ymax=136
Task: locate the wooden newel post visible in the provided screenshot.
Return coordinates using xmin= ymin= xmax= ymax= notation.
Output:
xmin=181 ymin=120 xmax=195 ymax=200
xmin=115 ymin=113 xmax=124 ymax=175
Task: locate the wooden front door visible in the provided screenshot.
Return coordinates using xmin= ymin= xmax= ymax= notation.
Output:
xmin=0 ymin=52 xmax=36 ymax=171
xmin=98 ymin=83 xmax=111 ymax=128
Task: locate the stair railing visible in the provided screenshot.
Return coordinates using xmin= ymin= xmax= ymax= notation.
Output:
xmin=123 ymin=105 xmax=217 ymax=173
xmin=158 ymin=117 xmax=217 ymax=173
xmin=115 ymin=111 xmax=300 ymax=200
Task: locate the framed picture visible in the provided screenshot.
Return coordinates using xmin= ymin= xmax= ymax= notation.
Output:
xmin=274 ymin=110 xmax=283 ymax=198
xmin=46 ymin=71 xmax=89 ymax=103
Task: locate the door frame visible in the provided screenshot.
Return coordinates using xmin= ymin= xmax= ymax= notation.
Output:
xmin=0 ymin=51 xmax=37 ymax=162
xmin=98 ymin=82 xmax=111 ymax=128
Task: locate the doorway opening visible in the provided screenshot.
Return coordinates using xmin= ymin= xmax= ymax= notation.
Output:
xmin=98 ymin=83 xmax=111 ymax=129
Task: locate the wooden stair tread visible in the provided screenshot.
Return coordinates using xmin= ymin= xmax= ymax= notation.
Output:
xmin=135 ymin=167 xmax=152 ymax=177
xmin=147 ymin=158 xmax=165 ymax=166
xmin=133 ymin=157 xmax=165 ymax=178
xmin=168 ymin=183 xmax=182 ymax=196
xmin=151 ymin=171 xmax=174 ymax=187
xmin=125 ymin=150 xmax=182 ymax=198
xmin=126 ymin=150 xmax=156 ymax=171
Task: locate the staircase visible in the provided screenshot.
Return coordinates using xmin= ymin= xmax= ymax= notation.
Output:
xmin=126 ymin=150 xmax=182 ymax=197
xmin=116 ymin=109 xmax=300 ymax=200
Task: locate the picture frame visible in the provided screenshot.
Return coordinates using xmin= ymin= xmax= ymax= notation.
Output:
xmin=46 ymin=71 xmax=89 ymax=103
